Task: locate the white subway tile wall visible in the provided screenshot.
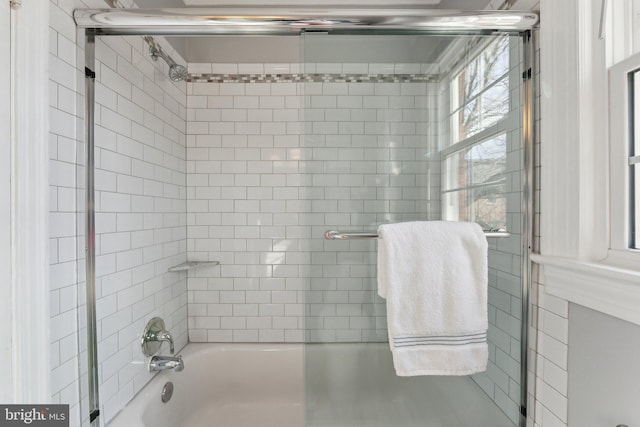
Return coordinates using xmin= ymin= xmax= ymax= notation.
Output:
xmin=185 ymin=64 xmax=441 ymax=344
xmin=528 ymin=32 xmax=569 ymax=427
xmin=93 ymin=34 xmax=188 ymax=424
xmin=49 ymin=1 xmax=96 ymax=425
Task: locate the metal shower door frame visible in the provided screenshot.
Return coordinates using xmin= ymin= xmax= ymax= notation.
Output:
xmin=79 ymin=10 xmax=536 ymax=426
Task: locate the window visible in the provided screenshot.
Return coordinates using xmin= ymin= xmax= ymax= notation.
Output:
xmin=443 ymin=134 xmax=507 ymax=230
xmin=442 ymin=35 xmax=514 ymax=230
xmin=610 ymin=59 xmax=640 ymax=250
xmin=449 ymin=36 xmax=510 ymax=145
xmin=533 ymin=0 xmax=640 ymax=327
xmin=608 ymin=0 xmax=640 ymax=252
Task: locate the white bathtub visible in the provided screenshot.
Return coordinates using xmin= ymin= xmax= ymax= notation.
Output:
xmin=107 ymin=343 xmax=516 ymax=427
xmin=107 ymin=343 xmax=304 ymax=427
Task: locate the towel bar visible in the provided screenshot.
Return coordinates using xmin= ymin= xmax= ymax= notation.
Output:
xmin=324 ymin=229 xmax=512 ymax=240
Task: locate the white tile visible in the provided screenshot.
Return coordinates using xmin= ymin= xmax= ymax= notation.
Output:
xmin=394 ymin=63 xmax=421 ymax=74
xmin=536 ymin=378 xmax=568 ymax=423
xmin=238 ymin=63 xmax=265 ymax=74
xmin=188 ymin=63 xmax=213 ymax=74
xmin=192 ymin=83 xmax=220 ymax=96
xmin=539 ymin=332 xmax=568 ymax=370
xmin=542 ymin=309 xmax=569 ymax=344
xmin=342 ymin=63 xmax=369 ymax=74
xmin=211 ymin=63 xmax=239 ymax=74
xmin=264 ymin=63 xmax=290 ymax=74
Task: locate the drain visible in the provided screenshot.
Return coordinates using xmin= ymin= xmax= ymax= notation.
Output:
xmin=161 ymin=382 xmax=174 ymax=403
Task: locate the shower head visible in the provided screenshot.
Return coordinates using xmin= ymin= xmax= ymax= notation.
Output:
xmin=168 ymin=64 xmax=188 ymax=82
xmin=149 ymin=44 xmax=188 ymax=82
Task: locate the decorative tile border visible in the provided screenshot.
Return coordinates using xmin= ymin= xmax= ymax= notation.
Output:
xmin=187 ymin=73 xmax=438 ymax=83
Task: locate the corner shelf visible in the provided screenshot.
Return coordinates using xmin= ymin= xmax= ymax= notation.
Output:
xmin=167 ymin=261 xmax=220 ymax=272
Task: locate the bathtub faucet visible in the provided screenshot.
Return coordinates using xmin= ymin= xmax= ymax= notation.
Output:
xmin=149 ymin=355 xmax=184 ymax=372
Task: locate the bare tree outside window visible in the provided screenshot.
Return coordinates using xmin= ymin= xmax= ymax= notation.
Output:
xmin=451 ymin=36 xmax=510 ymax=143
xmin=443 ymin=36 xmax=510 ymax=229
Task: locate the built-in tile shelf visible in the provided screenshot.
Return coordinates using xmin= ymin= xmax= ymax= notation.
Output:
xmin=167 ymin=261 xmax=220 ymax=272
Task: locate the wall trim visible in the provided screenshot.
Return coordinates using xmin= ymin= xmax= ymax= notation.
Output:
xmin=10 ymin=1 xmax=50 ymax=402
xmin=532 ymin=254 xmax=640 ymax=326
xmin=539 ymin=0 xmax=608 ymax=260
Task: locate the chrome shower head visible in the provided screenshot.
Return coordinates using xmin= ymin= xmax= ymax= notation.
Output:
xmin=169 ymin=64 xmax=188 ymax=82
xmin=149 ymin=44 xmax=188 ymax=82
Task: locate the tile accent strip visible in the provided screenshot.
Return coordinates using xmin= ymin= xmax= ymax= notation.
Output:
xmin=187 ymin=72 xmax=438 ymax=83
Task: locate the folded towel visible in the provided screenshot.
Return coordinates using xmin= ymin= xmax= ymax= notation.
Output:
xmin=377 ymin=221 xmax=488 ymax=376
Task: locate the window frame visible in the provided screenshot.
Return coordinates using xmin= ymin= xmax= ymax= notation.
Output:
xmin=533 ymin=0 xmax=640 ymax=327
xmin=609 ymin=52 xmax=640 ymax=255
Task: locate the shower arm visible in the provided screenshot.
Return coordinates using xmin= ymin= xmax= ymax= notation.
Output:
xmin=149 ymin=43 xmax=177 ymax=68
xmin=142 ymin=35 xmax=187 ymax=82
xmin=105 ymin=2 xmax=188 ymax=82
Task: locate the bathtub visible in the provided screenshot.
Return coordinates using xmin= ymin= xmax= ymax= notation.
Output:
xmin=107 ymin=343 xmax=516 ymax=427
xmin=107 ymin=343 xmax=304 ymax=427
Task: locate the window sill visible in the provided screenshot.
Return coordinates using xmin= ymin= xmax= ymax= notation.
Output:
xmin=531 ymin=254 xmax=640 ymax=326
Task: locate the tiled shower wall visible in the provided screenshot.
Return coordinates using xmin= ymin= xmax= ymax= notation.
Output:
xmin=48 ymin=0 xmax=189 ymax=425
xmin=49 ymin=3 xmax=86 ymax=425
xmin=465 ymin=38 xmax=526 ymax=425
xmin=93 ymin=34 xmax=188 ymax=424
xmin=185 ymin=63 xmax=441 ymax=343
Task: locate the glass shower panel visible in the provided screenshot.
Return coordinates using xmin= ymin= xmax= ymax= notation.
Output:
xmin=299 ymin=34 xmax=442 ymax=345
xmin=90 ymin=35 xmax=189 ymax=425
xmin=302 ymin=33 xmax=525 ymax=427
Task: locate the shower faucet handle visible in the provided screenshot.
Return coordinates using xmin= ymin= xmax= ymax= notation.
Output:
xmin=154 ymin=330 xmax=175 ymax=354
xmin=141 ymin=317 xmax=176 ymax=356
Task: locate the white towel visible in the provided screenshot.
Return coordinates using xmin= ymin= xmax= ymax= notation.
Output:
xmin=377 ymin=221 xmax=488 ymax=376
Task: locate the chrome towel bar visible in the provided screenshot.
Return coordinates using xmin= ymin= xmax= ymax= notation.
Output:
xmin=324 ymin=229 xmax=512 ymax=240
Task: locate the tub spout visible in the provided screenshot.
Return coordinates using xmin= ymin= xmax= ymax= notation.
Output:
xmin=149 ymin=355 xmax=184 ymax=372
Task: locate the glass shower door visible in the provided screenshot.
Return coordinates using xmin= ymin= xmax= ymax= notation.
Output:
xmin=300 ymin=32 xmax=527 ymax=427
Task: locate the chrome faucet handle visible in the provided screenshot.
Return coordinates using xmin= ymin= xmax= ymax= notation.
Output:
xmin=156 ymin=330 xmax=175 ymax=354
xmin=141 ymin=317 xmax=176 ymax=356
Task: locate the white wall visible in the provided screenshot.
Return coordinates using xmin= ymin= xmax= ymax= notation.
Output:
xmin=0 ymin=0 xmax=12 ymax=404
xmin=527 ymin=26 xmax=571 ymax=427
xmin=568 ymin=304 xmax=640 ymax=427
